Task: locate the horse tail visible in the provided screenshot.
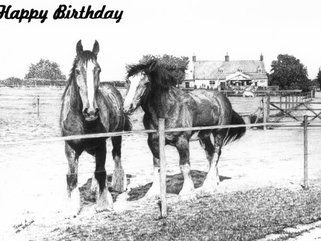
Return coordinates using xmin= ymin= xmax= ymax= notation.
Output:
xmin=123 ymin=112 xmax=132 ymax=131
xmin=224 ymin=110 xmax=246 ymax=144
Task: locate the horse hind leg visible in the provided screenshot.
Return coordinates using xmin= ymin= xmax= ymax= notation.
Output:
xmin=111 ymin=136 xmax=127 ymax=192
xmin=65 ymin=142 xmax=81 ymax=217
xmin=199 ymin=133 xmax=220 ymax=194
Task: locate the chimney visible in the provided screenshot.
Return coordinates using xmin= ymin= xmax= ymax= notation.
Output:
xmin=260 ymin=53 xmax=264 ymax=61
xmin=192 ymin=54 xmax=196 ymax=62
xmin=225 ymin=53 xmax=229 ymax=62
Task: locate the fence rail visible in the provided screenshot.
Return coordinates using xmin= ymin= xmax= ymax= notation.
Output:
xmin=1 ymin=122 xmax=319 ymax=146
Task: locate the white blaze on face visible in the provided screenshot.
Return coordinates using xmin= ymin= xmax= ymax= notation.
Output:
xmin=86 ymin=60 xmax=96 ymax=112
xmin=124 ymin=73 xmax=143 ymax=110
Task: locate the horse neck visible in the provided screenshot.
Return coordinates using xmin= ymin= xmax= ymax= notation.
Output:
xmin=142 ymin=84 xmax=178 ymax=119
xmin=68 ymin=80 xmax=82 ymax=113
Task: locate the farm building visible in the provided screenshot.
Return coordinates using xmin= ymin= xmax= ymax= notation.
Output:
xmin=181 ymin=53 xmax=268 ymax=90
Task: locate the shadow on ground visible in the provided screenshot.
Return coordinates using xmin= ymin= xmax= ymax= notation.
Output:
xmin=79 ymin=170 xmax=231 ymax=204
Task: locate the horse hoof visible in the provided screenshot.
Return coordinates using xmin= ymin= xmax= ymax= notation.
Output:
xmin=64 ymin=188 xmax=82 ymax=218
xmin=178 ymin=192 xmax=197 ymax=202
xmin=93 ymin=187 xmax=114 ymax=213
xmin=113 ymin=194 xmax=129 ymax=212
xmin=143 ymin=184 xmax=161 ymax=200
xmin=178 ymin=187 xmax=197 ymax=201
xmin=64 ymin=205 xmax=82 ymax=219
xmin=95 ymin=204 xmax=113 ymax=213
xmin=116 ymin=192 xmax=129 ymax=202
xmin=143 ymin=193 xmax=159 ymax=201
xmin=196 ymin=186 xmax=217 ymax=196
xmin=95 ymin=199 xmax=114 ymax=213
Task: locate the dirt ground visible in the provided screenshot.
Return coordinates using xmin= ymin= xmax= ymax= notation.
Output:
xmin=1 ymin=90 xmax=321 ymax=240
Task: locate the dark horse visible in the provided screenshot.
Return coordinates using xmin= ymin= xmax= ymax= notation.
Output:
xmin=123 ymin=59 xmax=245 ymax=198
xmin=60 ymin=40 xmax=131 ymax=214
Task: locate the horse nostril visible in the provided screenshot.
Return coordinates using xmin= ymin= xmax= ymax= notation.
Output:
xmin=125 ymin=104 xmax=133 ymax=113
xmin=83 ymin=108 xmax=89 ymax=116
xmin=95 ymin=108 xmax=99 ymax=116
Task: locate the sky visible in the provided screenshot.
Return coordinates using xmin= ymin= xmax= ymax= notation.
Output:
xmin=0 ymin=0 xmax=321 ymax=81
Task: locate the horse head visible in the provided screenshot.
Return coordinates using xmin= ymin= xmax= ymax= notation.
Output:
xmin=123 ymin=59 xmax=178 ymax=114
xmin=123 ymin=61 xmax=156 ymax=114
xmin=74 ymin=40 xmax=101 ymax=121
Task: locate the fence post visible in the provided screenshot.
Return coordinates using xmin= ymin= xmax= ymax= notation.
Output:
xmin=262 ymin=97 xmax=267 ymax=130
xmin=285 ymin=95 xmax=288 ymax=111
xmin=37 ymin=95 xmax=40 ymax=117
xmin=280 ymin=94 xmax=282 ymax=110
xmin=266 ymin=95 xmax=270 ymax=123
xmin=303 ymin=115 xmax=309 ymax=189
xmin=158 ymin=118 xmax=167 ymax=217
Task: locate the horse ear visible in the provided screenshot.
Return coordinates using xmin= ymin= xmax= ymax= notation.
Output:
xmin=93 ymin=40 xmax=99 ymax=56
xmin=76 ymin=40 xmax=83 ymax=56
xmin=148 ymin=60 xmax=157 ymax=72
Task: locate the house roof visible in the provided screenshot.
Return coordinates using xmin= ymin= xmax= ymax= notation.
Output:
xmin=194 ymin=60 xmax=268 ymax=80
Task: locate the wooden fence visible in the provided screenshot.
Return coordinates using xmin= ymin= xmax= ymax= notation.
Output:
xmin=219 ymin=89 xmax=314 ymax=98
xmin=263 ymin=90 xmax=317 ymax=124
xmin=1 ymin=118 xmax=319 ymax=218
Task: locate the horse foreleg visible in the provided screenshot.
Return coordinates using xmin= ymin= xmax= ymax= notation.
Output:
xmin=94 ymin=143 xmax=113 ymax=212
xmin=176 ymin=137 xmax=195 ymax=197
xmin=144 ymin=134 xmax=161 ymax=199
xmin=111 ymin=136 xmax=127 ymax=192
xmin=65 ymin=142 xmax=81 ymax=216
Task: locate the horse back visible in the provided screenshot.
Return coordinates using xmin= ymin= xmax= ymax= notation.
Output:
xmin=188 ymin=89 xmax=233 ymax=126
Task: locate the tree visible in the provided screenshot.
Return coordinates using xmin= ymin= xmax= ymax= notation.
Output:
xmin=139 ymin=54 xmax=189 ymax=84
xmin=316 ymin=68 xmax=321 ymax=90
xmin=269 ymin=54 xmax=310 ymax=91
xmin=25 ymin=59 xmax=66 ymax=80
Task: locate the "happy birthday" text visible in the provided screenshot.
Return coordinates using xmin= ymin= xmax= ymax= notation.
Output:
xmin=0 ymin=5 xmax=124 ymax=23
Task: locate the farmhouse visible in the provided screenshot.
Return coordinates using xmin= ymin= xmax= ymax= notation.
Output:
xmin=182 ymin=53 xmax=268 ymax=90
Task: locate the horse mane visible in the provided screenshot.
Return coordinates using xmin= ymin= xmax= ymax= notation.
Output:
xmin=62 ymin=51 xmax=97 ymax=99
xmin=126 ymin=59 xmax=182 ymax=88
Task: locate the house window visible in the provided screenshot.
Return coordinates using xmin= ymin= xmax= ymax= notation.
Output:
xmin=185 ymin=82 xmax=190 ymax=88
xmin=218 ymin=67 xmax=223 ymax=73
xmin=237 ymin=67 xmax=243 ymax=72
xmin=257 ymin=67 xmax=263 ymax=73
xmin=209 ymin=80 xmax=215 ymax=85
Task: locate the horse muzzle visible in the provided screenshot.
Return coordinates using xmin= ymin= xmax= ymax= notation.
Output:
xmin=124 ymin=103 xmax=135 ymax=114
xmin=83 ymin=108 xmax=99 ymax=121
